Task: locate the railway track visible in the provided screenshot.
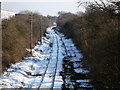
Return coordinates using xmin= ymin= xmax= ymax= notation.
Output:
xmin=0 ymin=27 xmax=94 ymax=89
xmin=37 ymin=33 xmax=54 ymax=89
xmin=37 ymin=30 xmax=62 ymax=89
xmin=55 ymin=31 xmax=94 ymax=89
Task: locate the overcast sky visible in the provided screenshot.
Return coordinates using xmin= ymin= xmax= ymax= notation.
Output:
xmin=1 ymin=1 xmax=86 ymax=16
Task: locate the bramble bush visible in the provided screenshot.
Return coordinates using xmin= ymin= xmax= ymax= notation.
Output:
xmin=2 ymin=11 xmax=51 ymax=72
xmin=57 ymin=2 xmax=120 ymax=89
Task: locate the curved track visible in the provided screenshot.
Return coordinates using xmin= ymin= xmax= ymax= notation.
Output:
xmin=37 ymin=29 xmax=62 ymax=89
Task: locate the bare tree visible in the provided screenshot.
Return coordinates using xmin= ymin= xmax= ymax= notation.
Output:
xmin=78 ymin=0 xmax=120 ymax=15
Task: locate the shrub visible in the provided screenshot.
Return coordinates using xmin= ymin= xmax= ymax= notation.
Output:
xmin=2 ymin=11 xmax=51 ymax=72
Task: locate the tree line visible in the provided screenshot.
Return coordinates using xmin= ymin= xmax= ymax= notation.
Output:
xmin=2 ymin=11 xmax=52 ymax=72
xmin=57 ymin=0 xmax=120 ymax=89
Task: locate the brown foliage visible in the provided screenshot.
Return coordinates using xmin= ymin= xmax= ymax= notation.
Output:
xmin=57 ymin=3 xmax=120 ymax=89
xmin=2 ymin=11 xmax=51 ymax=72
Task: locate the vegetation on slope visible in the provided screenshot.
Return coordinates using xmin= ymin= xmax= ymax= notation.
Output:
xmin=57 ymin=1 xmax=120 ymax=89
xmin=2 ymin=11 xmax=51 ymax=72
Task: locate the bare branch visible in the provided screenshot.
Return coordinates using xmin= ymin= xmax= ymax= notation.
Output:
xmin=100 ymin=0 xmax=107 ymax=9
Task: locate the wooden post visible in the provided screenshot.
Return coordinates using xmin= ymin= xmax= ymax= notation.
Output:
xmin=30 ymin=14 xmax=33 ymax=56
xmin=40 ymin=16 xmax=42 ymax=44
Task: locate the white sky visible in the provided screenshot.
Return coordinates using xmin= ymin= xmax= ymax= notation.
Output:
xmin=1 ymin=0 xmax=78 ymax=2
xmin=2 ymin=0 xmax=116 ymax=16
xmin=1 ymin=1 xmax=86 ymax=16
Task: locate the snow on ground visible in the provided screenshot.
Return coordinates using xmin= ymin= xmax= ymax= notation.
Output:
xmin=0 ymin=25 xmax=93 ymax=89
xmin=56 ymin=32 xmax=94 ymax=89
xmin=0 ymin=27 xmax=62 ymax=88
